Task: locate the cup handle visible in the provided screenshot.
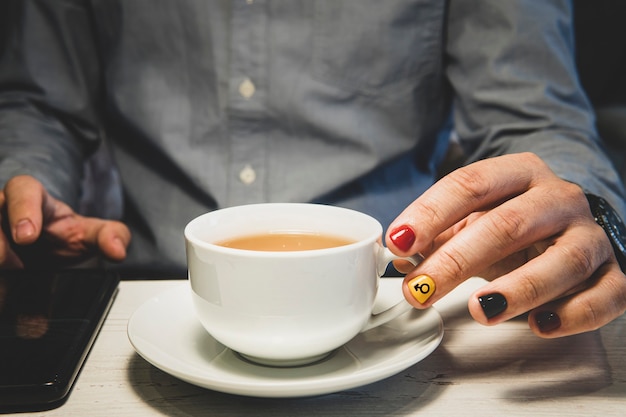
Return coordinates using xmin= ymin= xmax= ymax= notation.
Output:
xmin=360 ymin=247 xmax=422 ymax=332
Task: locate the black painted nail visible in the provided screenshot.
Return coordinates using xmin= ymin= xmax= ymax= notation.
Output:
xmin=535 ymin=311 xmax=561 ymax=333
xmin=478 ymin=293 xmax=508 ymax=319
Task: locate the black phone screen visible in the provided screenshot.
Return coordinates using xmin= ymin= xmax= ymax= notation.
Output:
xmin=0 ymin=269 xmax=119 ymax=412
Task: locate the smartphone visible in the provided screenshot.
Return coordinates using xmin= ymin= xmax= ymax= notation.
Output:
xmin=0 ymin=269 xmax=119 ymax=412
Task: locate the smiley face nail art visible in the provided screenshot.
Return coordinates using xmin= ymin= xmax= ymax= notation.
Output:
xmin=407 ymin=274 xmax=435 ymax=304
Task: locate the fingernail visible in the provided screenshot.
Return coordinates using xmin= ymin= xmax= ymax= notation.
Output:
xmin=478 ymin=293 xmax=508 ymax=319
xmin=407 ymin=274 xmax=436 ymax=304
xmin=390 ymin=225 xmax=415 ymax=252
xmin=535 ymin=311 xmax=561 ymax=333
xmin=15 ymin=219 xmax=35 ymax=241
xmin=113 ymin=237 xmax=127 ymax=258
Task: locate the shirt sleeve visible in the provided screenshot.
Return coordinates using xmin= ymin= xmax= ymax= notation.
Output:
xmin=445 ymin=0 xmax=626 ymax=218
xmin=0 ymin=0 xmax=102 ymax=209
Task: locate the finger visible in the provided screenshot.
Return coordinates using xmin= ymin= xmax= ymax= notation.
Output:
xmin=401 ymin=181 xmax=587 ymax=308
xmin=393 ymin=214 xmax=485 ymax=274
xmin=3 ymin=176 xmax=46 ymax=245
xmin=467 ymin=222 xmax=614 ymax=325
xmin=386 ymin=153 xmax=551 ymax=256
xmin=67 ymin=217 xmax=131 ymax=262
xmin=46 ymin=216 xmax=131 ymax=261
xmin=95 ymin=220 xmax=131 ymax=261
xmin=527 ymin=263 xmax=626 ymax=338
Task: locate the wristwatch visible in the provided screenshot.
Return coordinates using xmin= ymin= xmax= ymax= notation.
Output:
xmin=585 ymin=193 xmax=626 ymax=271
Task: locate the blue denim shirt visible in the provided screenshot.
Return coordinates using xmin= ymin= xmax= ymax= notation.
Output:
xmin=0 ymin=0 xmax=623 ymax=271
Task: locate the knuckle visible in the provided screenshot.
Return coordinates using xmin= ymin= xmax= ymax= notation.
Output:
xmin=447 ymin=167 xmax=492 ymax=202
xmin=522 ymin=152 xmax=542 ymax=163
xmin=600 ymin=271 xmax=626 ymax=317
xmin=414 ymin=200 xmax=447 ymax=236
xmin=514 ymin=273 xmax=543 ymax=307
xmin=536 ymin=178 xmax=587 ymax=220
xmin=555 ymin=183 xmax=586 ymax=212
xmin=570 ymin=296 xmax=601 ymax=331
xmin=580 ymin=302 xmax=601 ymax=330
xmin=436 ymin=246 xmax=472 ymax=280
xmin=517 ymin=152 xmax=542 ymax=168
xmin=483 ymin=209 xmax=527 ymax=251
xmin=566 ymin=268 xmax=626 ymax=333
xmin=560 ymin=181 xmax=585 ymax=201
xmin=557 ymin=243 xmax=597 ymax=279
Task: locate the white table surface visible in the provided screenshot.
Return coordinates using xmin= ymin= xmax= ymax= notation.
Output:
xmin=13 ymin=278 xmax=626 ymax=416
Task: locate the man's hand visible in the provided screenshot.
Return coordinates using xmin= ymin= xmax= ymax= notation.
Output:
xmin=387 ymin=153 xmax=626 ymax=338
xmin=0 ymin=175 xmax=131 ymax=268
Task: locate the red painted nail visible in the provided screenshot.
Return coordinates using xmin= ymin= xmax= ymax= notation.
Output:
xmin=389 ymin=225 xmax=415 ymax=252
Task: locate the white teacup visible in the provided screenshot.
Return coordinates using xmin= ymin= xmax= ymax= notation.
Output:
xmin=184 ymin=203 xmax=420 ymax=366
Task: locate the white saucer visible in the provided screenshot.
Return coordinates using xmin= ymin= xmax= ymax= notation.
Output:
xmin=127 ymin=279 xmax=443 ymax=398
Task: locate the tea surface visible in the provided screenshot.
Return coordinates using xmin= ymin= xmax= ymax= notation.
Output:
xmin=217 ymin=232 xmax=355 ymax=251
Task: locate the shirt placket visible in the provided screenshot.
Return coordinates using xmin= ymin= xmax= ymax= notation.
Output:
xmin=226 ymin=0 xmax=269 ymax=206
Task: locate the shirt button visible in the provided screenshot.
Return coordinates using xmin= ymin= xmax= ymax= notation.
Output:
xmin=238 ymin=78 xmax=255 ymax=99
xmin=239 ymin=165 xmax=256 ymax=185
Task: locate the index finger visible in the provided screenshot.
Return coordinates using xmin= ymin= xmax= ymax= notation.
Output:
xmin=386 ymin=153 xmax=549 ymax=255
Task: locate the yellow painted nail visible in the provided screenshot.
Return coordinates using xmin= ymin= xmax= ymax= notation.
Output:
xmin=407 ymin=275 xmax=436 ymax=304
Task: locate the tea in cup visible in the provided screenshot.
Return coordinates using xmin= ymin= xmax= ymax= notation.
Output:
xmin=184 ymin=203 xmax=420 ymax=366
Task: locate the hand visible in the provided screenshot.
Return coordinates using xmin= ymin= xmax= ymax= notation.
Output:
xmin=386 ymin=152 xmax=626 ymax=338
xmin=0 ymin=175 xmax=131 ymax=268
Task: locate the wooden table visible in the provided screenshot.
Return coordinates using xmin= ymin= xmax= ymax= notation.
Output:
xmin=13 ymin=278 xmax=626 ymax=416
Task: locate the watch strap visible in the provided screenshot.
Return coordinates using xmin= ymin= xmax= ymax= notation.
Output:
xmin=585 ymin=193 xmax=626 ymax=271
